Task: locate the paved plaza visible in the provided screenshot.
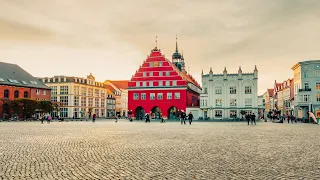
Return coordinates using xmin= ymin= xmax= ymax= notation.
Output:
xmin=0 ymin=121 xmax=320 ymax=179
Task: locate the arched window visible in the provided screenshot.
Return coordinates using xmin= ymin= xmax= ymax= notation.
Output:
xmin=4 ymin=89 xmax=9 ymax=98
xmin=24 ymin=91 xmax=29 ymax=98
xmin=14 ymin=90 xmax=19 ymax=98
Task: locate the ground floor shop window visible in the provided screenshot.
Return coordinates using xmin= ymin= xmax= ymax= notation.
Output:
xmin=230 ymin=110 xmax=237 ymax=118
xmin=60 ymin=108 xmax=68 ymax=118
xmin=74 ymin=108 xmax=79 ymax=118
xmin=215 ymin=110 xmax=222 ymax=118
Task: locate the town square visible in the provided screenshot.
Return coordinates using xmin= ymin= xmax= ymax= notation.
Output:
xmin=1 ymin=120 xmax=320 ymax=179
xmin=1 ymin=0 xmax=320 ymax=179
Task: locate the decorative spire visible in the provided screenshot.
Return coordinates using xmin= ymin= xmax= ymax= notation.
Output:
xmin=254 ymin=65 xmax=258 ymax=71
xmin=223 ymin=67 xmax=227 ymax=72
xmin=155 ymin=36 xmax=158 ymax=49
xmin=201 ymin=69 xmax=203 ymax=75
xmin=238 ymin=66 xmax=242 ymax=72
xmin=209 ymin=67 xmax=213 ymax=73
xmin=175 ymin=34 xmax=178 ymax=52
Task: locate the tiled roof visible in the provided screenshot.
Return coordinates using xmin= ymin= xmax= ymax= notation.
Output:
xmin=106 ymin=85 xmax=116 ymax=93
xmin=168 ymin=61 xmax=201 ymax=89
xmin=268 ymin=89 xmax=274 ymax=96
xmin=109 ymin=80 xmax=128 ymax=90
xmin=0 ymin=62 xmax=50 ymax=89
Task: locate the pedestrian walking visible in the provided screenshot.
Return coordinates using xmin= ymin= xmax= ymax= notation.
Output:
xmin=251 ymin=113 xmax=256 ymax=125
xmin=145 ymin=113 xmax=150 ymax=123
xmin=245 ymin=113 xmax=250 ymax=125
xmin=188 ymin=112 xmax=193 ymax=125
xmin=181 ymin=111 xmax=186 ymax=125
xmin=92 ymin=114 xmax=96 ymax=123
xmin=41 ymin=116 xmax=44 ymax=124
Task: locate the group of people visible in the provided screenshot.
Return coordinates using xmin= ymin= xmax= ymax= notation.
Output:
xmin=245 ymin=112 xmax=256 ymax=125
xmin=40 ymin=114 xmax=52 ymax=124
xmin=179 ymin=111 xmax=194 ymax=125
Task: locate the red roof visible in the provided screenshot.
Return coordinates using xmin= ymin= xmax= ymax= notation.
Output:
xmin=106 ymin=85 xmax=116 ymax=93
xmin=268 ymin=89 xmax=274 ymax=96
xmin=109 ymin=80 xmax=128 ymax=90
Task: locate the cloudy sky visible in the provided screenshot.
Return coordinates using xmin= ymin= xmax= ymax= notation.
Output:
xmin=0 ymin=0 xmax=320 ymax=94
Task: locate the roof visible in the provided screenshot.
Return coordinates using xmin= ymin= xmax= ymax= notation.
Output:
xmin=0 ymin=62 xmax=50 ymax=89
xmin=106 ymin=85 xmax=116 ymax=93
xmin=109 ymin=80 xmax=128 ymax=90
xmin=268 ymin=89 xmax=274 ymax=96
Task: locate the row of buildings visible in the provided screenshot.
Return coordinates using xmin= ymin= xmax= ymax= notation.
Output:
xmin=0 ymin=62 xmax=129 ymax=119
xmin=262 ymin=60 xmax=320 ymax=120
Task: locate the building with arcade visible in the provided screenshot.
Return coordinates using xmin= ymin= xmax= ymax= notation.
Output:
xmin=128 ymin=38 xmax=201 ymax=119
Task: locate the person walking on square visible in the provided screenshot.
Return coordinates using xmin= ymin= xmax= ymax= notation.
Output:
xmin=181 ymin=111 xmax=186 ymax=125
xmin=251 ymin=113 xmax=256 ymax=125
xmin=92 ymin=113 xmax=96 ymax=123
xmin=245 ymin=113 xmax=250 ymax=125
xmin=188 ymin=112 xmax=193 ymax=125
xmin=145 ymin=113 xmax=150 ymax=123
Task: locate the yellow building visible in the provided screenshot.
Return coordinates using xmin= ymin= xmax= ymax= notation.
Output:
xmin=104 ymin=80 xmax=128 ymax=117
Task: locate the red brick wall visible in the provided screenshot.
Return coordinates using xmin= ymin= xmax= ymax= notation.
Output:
xmin=0 ymin=85 xmax=31 ymax=99
xmin=30 ymin=88 xmax=51 ymax=101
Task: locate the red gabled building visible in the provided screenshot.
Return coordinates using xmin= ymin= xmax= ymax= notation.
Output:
xmin=128 ymin=39 xmax=201 ymax=119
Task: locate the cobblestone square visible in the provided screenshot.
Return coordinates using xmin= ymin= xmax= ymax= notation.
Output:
xmin=0 ymin=121 xmax=320 ymax=179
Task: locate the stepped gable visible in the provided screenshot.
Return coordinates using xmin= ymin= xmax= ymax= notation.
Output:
xmin=130 ymin=48 xmax=201 ymax=89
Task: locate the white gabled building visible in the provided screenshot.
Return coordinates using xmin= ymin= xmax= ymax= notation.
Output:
xmin=200 ymin=66 xmax=258 ymax=120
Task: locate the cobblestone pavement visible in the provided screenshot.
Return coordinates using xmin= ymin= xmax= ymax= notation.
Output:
xmin=0 ymin=121 xmax=320 ymax=179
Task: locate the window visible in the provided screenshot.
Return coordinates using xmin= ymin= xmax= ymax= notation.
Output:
xmin=60 ymin=108 xmax=68 ymax=118
xmin=150 ymin=81 xmax=153 ymax=87
xmin=0 ymin=78 xmax=4 ymax=81
xmin=14 ymin=90 xmax=19 ymax=98
xmin=316 ymin=83 xmax=320 ymax=90
xmin=174 ymin=92 xmax=180 ymax=99
xmin=60 ymin=96 xmax=69 ymax=106
xmin=157 ymin=93 xmax=163 ymax=100
xmin=60 ymin=86 xmax=68 ymax=95
xmin=230 ymin=87 xmax=236 ymax=94
xmin=245 ymin=98 xmax=252 ymax=106
xmin=74 ymin=96 xmax=79 ymax=106
xmin=95 ymin=98 xmax=99 ymax=107
xmin=216 ymin=99 xmax=222 ymax=106
xmin=159 ymin=81 xmax=163 ymax=87
xmin=173 ymin=81 xmax=177 ymax=86
xmin=204 ymin=87 xmax=208 ymax=94
xmin=230 ymin=99 xmax=237 ymax=106
xmin=245 ymin=86 xmax=252 ymax=94
xmin=95 ymin=89 xmax=99 ymax=97
xmin=141 ymin=93 xmax=146 ymax=100
xmin=134 ymin=93 xmax=139 ymax=100
xmin=166 ymin=81 xmax=170 ymax=86
xmin=51 ymin=96 xmax=57 ymax=102
xmin=166 ymin=72 xmax=170 ymax=76
xmin=215 ymin=110 xmax=222 ymax=117
xmin=300 ymin=94 xmax=311 ymax=102
xmin=215 ymin=87 xmax=222 ymax=94
xmin=101 ymin=90 xmax=105 ymax=98
xmin=88 ymin=98 xmax=93 ymax=107
xmin=51 ymin=86 xmax=57 ymax=95
xmin=35 ymin=89 xmax=40 ymax=95
xmin=88 ymin=88 xmax=93 ymax=96
xmin=21 ymin=80 xmax=27 ymax=84
xmin=167 ymin=93 xmax=172 ymax=99
xmin=24 ymin=91 xmax=28 ymax=98
xmin=81 ymin=97 xmax=86 ymax=106
xmin=150 ymin=93 xmax=155 ymax=100
xmin=315 ymin=70 xmax=320 ymax=77
xmin=149 ymin=62 xmax=153 ymax=67
xmin=159 ymin=62 xmax=163 ymax=66
xmin=159 ymin=72 xmax=163 ymax=76
xmin=101 ymin=99 xmax=105 ymax=107
xmin=149 ymin=72 xmax=153 ymax=76
xmin=81 ymin=87 xmax=86 ymax=96
xmin=143 ymin=72 xmax=146 ymax=77
xmin=205 ymin=100 xmax=207 ymax=106
xmin=43 ymin=90 xmax=46 ymax=95
xmin=136 ymin=82 xmax=140 ymax=87
xmin=304 ymin=83 xmax=309 ymax=89
xmin=303 ymin=72 xmax=308 ymax=78
xmin=143 ymin=82 xmax=146 ymax=87
xmin=317 ymin=94 xmax=320 ymax=102
xmin=230 ymin=110 xmax=237 ymax=118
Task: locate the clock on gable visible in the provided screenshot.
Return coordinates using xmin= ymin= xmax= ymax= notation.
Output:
xmin=153 ymin=62 xmax=159 ymax=67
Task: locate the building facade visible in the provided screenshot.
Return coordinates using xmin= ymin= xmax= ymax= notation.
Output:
xmin=104 ymin=80 xmax=128 ymax=117
xmin=128 ymin=40 xmax=201 ymax=119
xmin=0 ymin=62 xmax=50 ymax=119
xmin=40 ymin=73 xmax=107 ymax=118
xmin=105 ymin=85 xmax=117 ymax=118
xmin=273 ymin=79 xmax=294 ymax=115
xmin=292 ymin=60 xmax=320 ymax=119
xmin=200 ymin=66 xmax=258 ymax=119
xmin=263 ymin=89 xmax=274 ymax=116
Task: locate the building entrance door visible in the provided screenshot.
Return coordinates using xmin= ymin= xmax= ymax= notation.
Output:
xmin=168 ymin=106 xmax=178 ymax=120
xmin=151 ymin=106 xmax=161 ymax=119
xmin=135 ymin=106 xmax=145 ymax=120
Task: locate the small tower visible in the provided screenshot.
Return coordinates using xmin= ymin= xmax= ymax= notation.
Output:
xmin=172 ymin=35 xmax=186 ymax=73
xmin=209 ymin=67 xmax=213 ymax=81
xmin=201 ymin=69 xmax=203 ymax=76
xmin=238 ymin=66 xmax=242 ymax=80
xmin=223 ymin=67 xmax=227 ymax=80
xmin=253 ymin=65 xmax=258 ymax=79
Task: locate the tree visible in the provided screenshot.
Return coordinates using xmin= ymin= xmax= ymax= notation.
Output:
xmin=240 ymin=110 xmax=246 ymax=120
xmin=38 ymin=100 xmax=53 ymax=114
xmin=52 ymin=102 xmax=63 ymax=118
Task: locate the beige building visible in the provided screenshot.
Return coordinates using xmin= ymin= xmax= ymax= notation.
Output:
xmin=40 ymin=73 xmax=111 ymax=118
xmin=274 ymin=79 xmax=294 ymax=116
xmin=104 ymin=80 xmax=128 ymax=117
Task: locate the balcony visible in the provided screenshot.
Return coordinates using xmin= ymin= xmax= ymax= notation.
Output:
xmin=298 ymin=88 xmax=311 ymax=92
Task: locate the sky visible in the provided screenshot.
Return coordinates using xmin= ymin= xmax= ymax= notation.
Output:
xmin=0 ymin=0 xmax=320 ymax=95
